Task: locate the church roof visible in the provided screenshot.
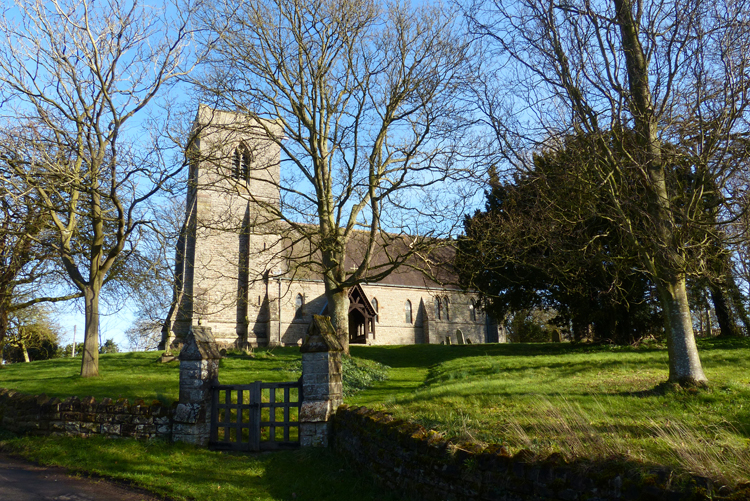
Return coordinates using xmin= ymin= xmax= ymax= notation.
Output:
xmin=278 ymin=227 xmax=461 ymax=291
xmin=344 ymin=235 xmax=459 ymax=290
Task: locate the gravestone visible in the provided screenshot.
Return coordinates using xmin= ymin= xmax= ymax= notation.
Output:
xmin=456 ymin=329 xmax=465 ymax=345
xmin=299 ymin=315 xmax=343 ymax=447
xmin=172 ymin=326 xmax=221 ymax=446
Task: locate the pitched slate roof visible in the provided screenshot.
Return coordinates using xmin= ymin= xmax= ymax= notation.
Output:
xmin=277 ymin=226 xmax=460 ymax=290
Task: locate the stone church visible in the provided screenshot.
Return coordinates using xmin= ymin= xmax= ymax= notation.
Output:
xmin=161 ymin=106 xmax=500 ymax=350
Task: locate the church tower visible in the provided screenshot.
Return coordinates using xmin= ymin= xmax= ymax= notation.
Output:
xmin=162 ymin=106 xmax=283 ymax=350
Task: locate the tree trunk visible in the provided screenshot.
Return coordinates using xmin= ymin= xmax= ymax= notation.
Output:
xmin=0 ymin=305 xmax=7 ymax=344
xmin=657 ymin=275 xmax=707 ymax=385
xmin=726 ymin=277 xmax=750 ymax=335
xmin=615 ymin=308 xmax=634 ymax=345
xmin=80 ymin=285 xmax=100 ymax=377
xmin=614 ymin=0 xmax=707 ymax=384
xmin=710 ymin=284 xmax=742 ymax=337
xmin=326 ymin=287 xmax=349 ymax=355
xmin=571 ymin=318 xmax=588 ymax=342
xmin=21 ymin=340 xmax=30 ymax=363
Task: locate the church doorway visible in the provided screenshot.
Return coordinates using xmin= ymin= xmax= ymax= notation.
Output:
xmin=347 ymin=284 xmax=376 ymax=344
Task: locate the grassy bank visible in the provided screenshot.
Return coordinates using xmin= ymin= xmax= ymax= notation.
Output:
xmin=0 ymin=348 xmax=302 ymax=404
xmin=0 ymin=348 xmax=399 ymax=500
xmin=348 ymin=338 xmax=750 ymax=486
xmin=2 ymin=338 xmax=749 ymax=491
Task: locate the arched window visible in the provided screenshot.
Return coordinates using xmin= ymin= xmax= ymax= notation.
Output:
xmin=434 ymin=297 xmax=441 ymax=320
xmin=233 ymin=146 xmax=253 ymax=181
xmin=372 ymin=298 xmax=379 ymax=323
xmin=295 ymin=293 xmax=304 ymax=318
xmin=405 ymin=300 xmax=412 ymax=324
xmin=444 ymin=297 xmax=450 ymax=321
xmin=469 ymin=300 xmax=476 ymax=322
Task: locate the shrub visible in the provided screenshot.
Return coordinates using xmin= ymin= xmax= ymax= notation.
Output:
xmin=342 ymin=356 xmax=390 ymax=397
xmin=278 ymin=355 xmax=390 ymax=397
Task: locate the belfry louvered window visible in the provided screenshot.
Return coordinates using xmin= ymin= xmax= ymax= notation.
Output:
xmin=233 ymin=146 xmax=252 ymax=181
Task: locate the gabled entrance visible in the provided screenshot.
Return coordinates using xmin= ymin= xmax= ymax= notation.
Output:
xmin=321 ymin=284 xmax=377 ymax=344
xmin=348 ymin=284 xmax=376 ymax=344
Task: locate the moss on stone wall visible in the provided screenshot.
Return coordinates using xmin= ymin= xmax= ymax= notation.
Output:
xmin=333 ymin=405 xmax=749 ymax=501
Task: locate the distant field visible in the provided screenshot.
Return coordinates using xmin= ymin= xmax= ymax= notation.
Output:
xmin=1 ymin=338 xmax=750 ymax=488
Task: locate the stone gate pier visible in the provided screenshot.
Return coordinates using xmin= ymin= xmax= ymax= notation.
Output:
xmin=299 ymin=315 xmax=344 ymax=447
xmin=173 ymin=326 xmax=221 ymax=446
xmin=172 ymin=317 xmax=343 ymax=448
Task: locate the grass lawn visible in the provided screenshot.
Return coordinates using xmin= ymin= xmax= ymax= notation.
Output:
xmin=1 ymin=338 xmax=750 ymax=495
xmin=0 ymin=429 xmax=405 ymax=501
xmin=348 ymin=337 xmax=750 ymax=486
xmin=0 ymin=348 xmax=303 ymax=404
xmin=0 ymin=348 xmax=398 ymax=501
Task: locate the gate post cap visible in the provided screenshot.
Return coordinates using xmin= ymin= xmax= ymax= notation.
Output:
xmin=300 ymin=315 xmax=343 ymax=353
xmin=179 ymin=326 xmax=222 ymax=361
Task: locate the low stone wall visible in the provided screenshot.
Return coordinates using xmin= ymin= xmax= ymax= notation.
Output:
xmin=0 ymin=388 xmax=172 ymax=440
xmin=333 ymin=405 xmax=742 ymax=501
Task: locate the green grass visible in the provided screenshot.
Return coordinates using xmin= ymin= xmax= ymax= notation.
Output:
xmin=0 ymin=347 xmax=403 ymax=500
xmin=0 ymin=347 xmax=389 ymax=403
xmin=0 ymin=431 xmax=406 ymax=501
xmin=0 ymin=348 xmax=304 ymax=404
xmin=348 ymin=338 xmax=750 ymax=486
xmin=2 ymin=338 xmax=750 ymax=491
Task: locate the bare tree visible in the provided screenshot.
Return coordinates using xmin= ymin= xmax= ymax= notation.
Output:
xmin=195 ymin=0 xmax=474 ymax=352
xmin=127 ymin=196 xmax=186 ymax=351
xmin=0 ymin=0 xmax=204 ymax=376
xmin=0 ymin=131 xmax=82 ymax=343
xmin=465 ymin=0 xmax=750 ymax=384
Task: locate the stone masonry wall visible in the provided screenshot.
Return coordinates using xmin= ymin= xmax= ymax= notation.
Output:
xmin=274 ymin=282 xmax=487 ymax=347
xmin=359 ymin=284 xmax=486 ymax=345
xmin=171 ymin=106 xmax=282 ymax=347
xmin=333 ymin=405 xmax=743 ymax=501
xmin=0 ymin=388 xmax=172 ymax=440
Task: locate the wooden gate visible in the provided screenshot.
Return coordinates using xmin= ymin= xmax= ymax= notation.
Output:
xmin=209 ymin=380 xmax=302 ymax=451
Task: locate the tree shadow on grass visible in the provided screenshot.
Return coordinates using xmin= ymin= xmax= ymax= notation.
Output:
xmin=1 ymin=433 xmax=413 ymax=501
xmin=351 ymin=342 xmax=669 ymax=370
xmin=262 ymin=448 xmax=413 ymax=501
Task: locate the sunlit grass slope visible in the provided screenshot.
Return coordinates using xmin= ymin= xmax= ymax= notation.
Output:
xmin=348 ymin=338 xmax=750 ymax=486
xmin=0 ymin=347 xmax=401 ymax=501
xmin=2 ymin=338 xmax=749 ymax=486
xmin=0 ymin=348 xmax=303 ymax=404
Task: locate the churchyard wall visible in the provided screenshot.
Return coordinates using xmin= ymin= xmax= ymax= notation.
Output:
xmin=0 ymin=388 xmax=172 ymax=440
xmin=333 ymin=405 xmax=743 ymax=501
